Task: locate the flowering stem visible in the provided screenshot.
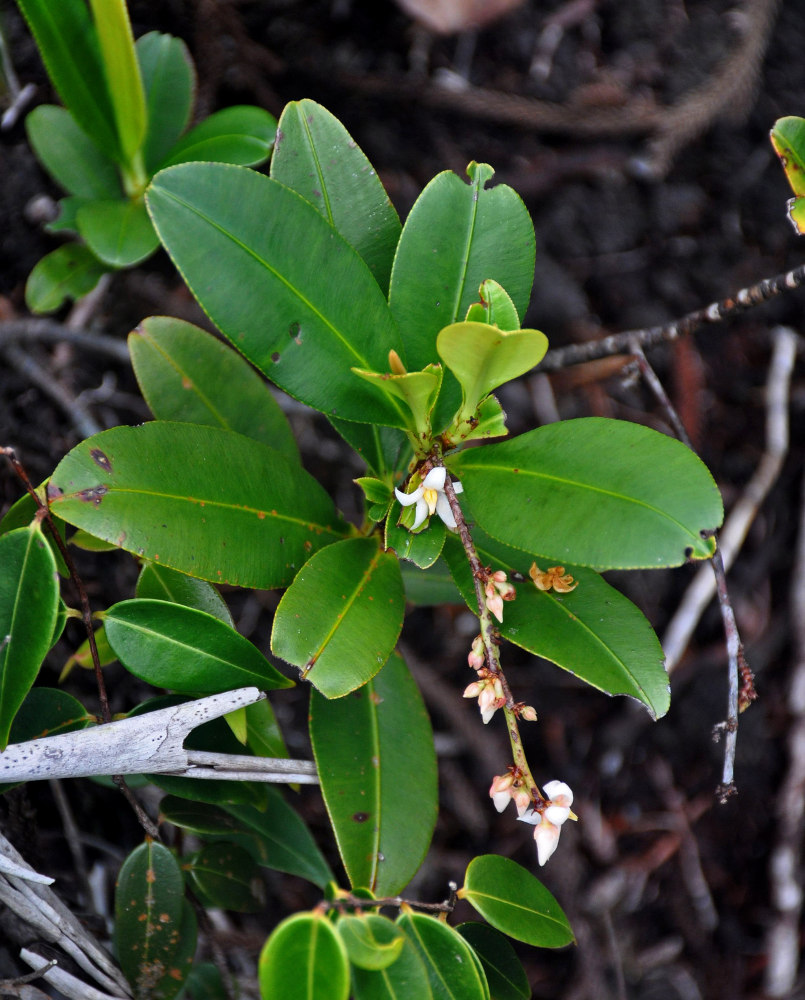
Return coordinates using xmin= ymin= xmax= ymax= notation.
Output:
xmin=435 ymin=451 xmax=544 ymax=806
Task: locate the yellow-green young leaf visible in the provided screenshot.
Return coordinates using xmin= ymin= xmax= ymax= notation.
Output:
xmin=87 ymin=0 xmax=146 ymax=164
xmin=61 ymin=625 xmax=117 ymax=679
xmin=102 ymin=599 xmax=292 ymax=695
xmin=443 ymin=531 xmax=670 ymax=719
xmin=437 ymin=321 xmax=548 ymax=418
xmin=0 ymin=524 xmax=59 ymax=750
xmin=336 ymin=914 xmax=405 ymax=971
xmin=352 ymin=365 xmax=442 ymax=438
xmin=129 ymin=316 xmax=299 ymax=465
xmin=272 ymin=537 xmax=405 ymax=698
xmin=460 ymin=855 xmax=574 ymax=949
xmin=146 ymin=163 xmax=407 ymax=427
xmin=309 ymin=653 xmax=437 ymax=895
xmin=448 ymin=417 xmax=723 ymax=570
xmin=48 ymin=423 xmax=346 ymax=590
xmin=771 ymin=117 xmax=805 ymax=196
xmin=259 ymin=913 xmax=350 ymax=1000
xmin=114 ymin=841 xmax=191 ymax=1000
xmin=456 ymin=923 xmax=530 ymax=1000
xmin=188 ymin=842 xmax=264 ymax=913
xmin=397 ymin=913 xmax=490 ymax=1000
xmin=16 ymin=0 xmax=121 ymax=160
xmin=464 ymin=279 xmax=521 ymax=331
xmin=271 ymin=99 xmax=401 ymax=293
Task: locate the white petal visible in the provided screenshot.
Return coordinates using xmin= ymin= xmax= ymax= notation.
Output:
xmin=517 ymin=808 xmax=540 ymax=827
xmin=453 ymin=481 xmax=464 ymax=494
xmin=411 ymin=498 xmax=429 ymax=530
xmin=543 ymin=780 xmax=573 ymax=807
xmin=535 ymin=821 xmax=561 ymax=866
xmin=435 ymin=493 xmax=457 ymax=528
xmin=422 ymin=467 xmax=447 ymax=490
xmin=395 ymin=485 xmax=424 ymax=507
xmin=491 ymin=790 xmax=511 ymax=813
xmin=544 ymin=804 xmax=570 ymax=826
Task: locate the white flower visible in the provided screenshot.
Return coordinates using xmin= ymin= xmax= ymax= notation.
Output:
xmin=395 ymin=467 xmax=463 ymax=531
xmin=518 ymin=780 xmax=576 ymax=866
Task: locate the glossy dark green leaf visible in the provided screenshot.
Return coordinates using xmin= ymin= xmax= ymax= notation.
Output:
xmin=388 ymin=162 xmax=535 ymax=373
xmin=352 ymin=932 xmax=433 ymax=1000
xmin=129 ymin=316 xmax=299 ymax=464
xmin=160 ymin=795 xmax=253 ymax=835
xmin=146 ymin=163 xmax=408 ymax=426
xmin=400 ymin=559 xmax=462 ymax=606
xmin=271 ymin=99 xmax=401 ymax=292
xmin=16 ymin=0 xmax=121 ymax=160
xmin=102 ymin=599 xmax=292 ymax=694
xmin=273 ymin=538 xmax=405 ymax=698
xmin=443 ymin=531 xmax=669 ymax=718
xmin=448 ymin=417 xmax=723 ymax=570
xmin=330 ymin=420 xmax=409 ymax=479
xmin=137 ymin=31 xmax=195 ymax=174
xmin=26 ymin=105 xmax=120 ymax=198
xmin=259 ymin=913 xmax=350 ymax=1000
xmin=337 ymin=914 xmax=405 ymax=971
xmin=0 ymin=490 xmax=68 ymax=575
xmin=136 ymin=562 xmax=233 ymax=626
xmin=0 ymin=524 xmax=59 ymax=750
xmin=385 ymin=516 xmax=446 ymax=569
xmin=397 ymin=913 xmax=490 ymax=1000
xmin=309 ymin=653 xmax=437 ymax=895
xmin=461 ymin=855 xmax=574 ymax=949
xmin=25 ymin=244 xmax=109 ymax=313
xmin=159 ymin=106 xmax=275 ymax=168
xmin=114 ymin=840 xmax=189 ymax=999
xmin=76 ymin=199 xmax=160 ymax=267
xmin=183 ymin=962 xmax=228 ymax=1000
xmin=227 ymin=795 xmax=334 ymax=888
xmin=49 ymin=422 xmax=346 ymax=590
xmin=188 ymin=841 xmax=264 ymax=912
xmin=456 ymin=924 xmax=530 ymax=1000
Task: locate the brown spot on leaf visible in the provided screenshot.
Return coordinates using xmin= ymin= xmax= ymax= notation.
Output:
xmin=353 ymin=812 xmax=369 ymax=823
xmin=90 ymin=448 xmax=112 ymax=472
xmin=78 ymin=485 xmax=108 ymax=506
xmin=47 ymin=482 xmax=64 ymax=500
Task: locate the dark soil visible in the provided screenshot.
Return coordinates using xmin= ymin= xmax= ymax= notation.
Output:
xmin=2 ymin=2 xmax=805 ymax=998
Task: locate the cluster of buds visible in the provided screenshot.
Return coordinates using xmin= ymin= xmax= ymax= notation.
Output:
xmin=518 ymin=780 xmax=577 ymax=866
xmin=484 ymin=569 xmax=516 ymax=622
xmin=529 ymin=562 xmax=578 ymax=593
xmin=489 ymin=769 xmax=532 ymax=817
xmin=463 ymin=672 xmax=505 ymax=724
xmin=467 ymin=634 xmax=485 ymax=671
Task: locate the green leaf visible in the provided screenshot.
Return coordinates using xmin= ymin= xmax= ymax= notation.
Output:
xmin=0 ymin=524 xmax=59 ymax=750
xmin=443 ymin=531 xmax=670 ymax=718
xmin=400 ymin=559 xmax=461 ymax=606
xmin=272 ymin=538 xmax=405 ymax=698
xmin=159 ymin=106 xmax=275 ymax=168
xmin=25 ymin=105 xmax=120 ymax=198
xmin=137 ymin=32 xmax=195 ymax=175
xmin=385 ymin=516 xmax=446 ymax=570
xmin=183 ymin=962 xmax=228 ymax=1000
xmin=160 ymin=795 xmax=257 ymax=836
xmin=397 ymin=913 xmax=490 ymax=1000
xmin=771 ymin=119 xmax=805 ymax=233
xmin=389 ymin=162 xmax=535 ymax=373
xmin=259 ymin=913 xmax=350 ymax=1000
xmin=25 ymin=244 xmax=109 ymax=314
xmin=464 ymin=279 xmax=521 ymax=331
xmin=187 ymin=842 xmax=264 ymax=912
xmin=437 ymin=322 xmax=547 ymax=420
xmin=448 ymin=417 xmax=723 ymax=570
xmin=456 ymin=924 xmax=530 ymax=1000
xmin=309 ymin=653 xmax=437 ymax=895
xmin=271 ymin=99 xmax=401 ymax=293
xmin=352 ymin=365 xmax=442 ymax=438
xmin=0 ymin=489 xmax=68 ymax=575
xmin=48 ymin=422 xmax=346 ymax=590
xmin=62 ymin=624 xmax=117 ymax=677
xmin=244 ymin=697 xmax=289 ymax=761
xmin=461 ymin=855 xmax=574 ymax=949
xmin=136 ymin=562 xmax=233 ymax=626
xmin=76 ymin=199 xmax=160 ymax=267
xmin=87 ymin=0 xmax=146 ymax=164
xmin=146 ymin=163 xmax=408 ymax=426
xmin=114 ymin=841 xmax=189 ymax=999
xmin=129 ymin=316 xmax=299 ymax=464
xmin=337 ymin=914 xmax=405 ymax=971
xmin=352 ymin=932 xmax=433 ymax=1000
xmin=331 ymin=420 xmax=409 ymax=479
xmin=102 ymin=599 xmax=292 ymax=694
xmin=16 ymin=0 xmax=121 ymax=160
